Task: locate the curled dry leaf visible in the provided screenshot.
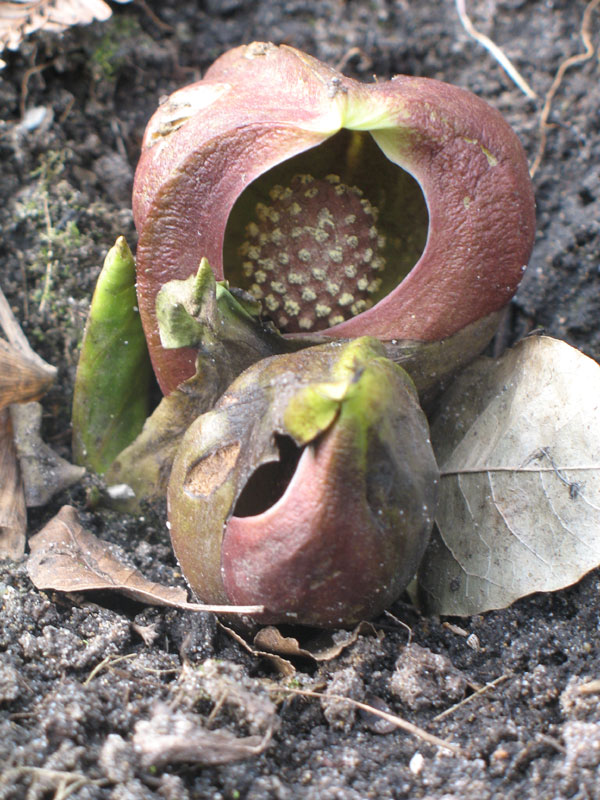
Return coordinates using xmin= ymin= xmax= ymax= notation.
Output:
xmin=253 ymin=622 xmax=378 ymax=663
xmin=418 ymin=336 xmax=600 ymax=616
xmin=27 ymin=505 xmax=264 ymax=615
xmin=0 ymin=284 xmax=57 ymax=552
xmin=218 ymin=623 xmax=297 ymax=677
xmin=0 ymin=339 xmax=56 ymax=411
xmin=11 ymin=402 xmax=84 ymax=506
xmin=0 ymin=408 xmax=26 ymax=559
xmin=0 ymin=0 xmax=131 ymax=62
xmin=220 ymin=620 xmax=379 ymax=677
xmin=132 ymin=703 xmax=272 ymax=768
xmin=28 ymin=505 xmax=188 ymax=603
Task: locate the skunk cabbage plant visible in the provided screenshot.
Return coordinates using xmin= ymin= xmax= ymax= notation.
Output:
xmin=119 ymin=43 xmax=538 ymax=627
xmin=133 ymin=42 xmax=535 ymax=395
xmin=167 ymin=338 xmax=439 ymax=627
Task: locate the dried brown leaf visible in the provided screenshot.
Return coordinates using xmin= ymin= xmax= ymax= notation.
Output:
xmin=28 ymin=504 xmax=189 ymax=602
xmin=0 ymin=285 xmax=56 ymax=407
xmin=220 ymin=620 xmax=380 ymax=677
xmin=0 ymin=0 xmax=130 ymax=59
xmin=0 ymin=408 xmax=26 ymax=559
xmin=132 ymin=703 xmax=272 ymax=768
xmin=0 ymin=339 xmax=56 ymax=410
xmin=27 ymin=505 xmax=264 ymax=615
xmin=254 ymin=622 xmax=379 ymax=662
xmin=419 ymin=336 xmax=600 ymax=615
xmin=0 ymin=284 xmax=55 ymax=371
xmin=11 ymin=402 xmax=84 ymax=506
xmin=218 ymin=623 xmax=296 ymax=677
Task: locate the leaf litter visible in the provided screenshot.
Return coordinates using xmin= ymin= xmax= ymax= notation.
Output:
xmin=0 ymin=0 xmax=131 ymax=65
xmin=28 ymin=504 xmax=265 ymax=615
xmin=0 ymin=281 xmax=76 ymax=557
xmin=419 ymin=336 xmax=600 ymax=616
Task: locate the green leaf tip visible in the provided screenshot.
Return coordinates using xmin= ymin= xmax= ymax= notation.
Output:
xmin=155 ymin=270 xmax=207 ymax=350
xmin=107 ymin=235 xmax=135 ymax=287
xmin=156 ymin=257 xmax=264 ymax=350
xmin=282 ymin=380 xmax=346 ymax=445
xmin=283 ymin=337 xmax=413 ymax=445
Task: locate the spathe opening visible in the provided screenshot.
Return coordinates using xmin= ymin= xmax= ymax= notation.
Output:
xmin=223 ymin=129 xmax=428 ymax=332
xmin=233 ymin=434 xmax=303 ymax=518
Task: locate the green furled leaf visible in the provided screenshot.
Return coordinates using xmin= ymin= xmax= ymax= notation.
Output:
xmin=72 ymin=237 xmax=152 ymax=474
xmin=103 ymin=359 xmax=223 ymax=512
xmin=418 ymin=336 xmax=600 ymax=616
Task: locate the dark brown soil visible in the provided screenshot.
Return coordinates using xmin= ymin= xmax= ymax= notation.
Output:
xmin=1 ymin=1 xmax=600 ymax=798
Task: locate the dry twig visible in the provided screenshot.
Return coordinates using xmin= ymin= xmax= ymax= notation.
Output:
xmin=0 ymin=766 xmax=107 ymax=799
xmin=276 ymin=685 xmax=463 ymax=755
xmin=0 ymin=283 xmax=56 ymax=557
xmin=530 ymin=0 xmax=600 ymax=177
xmin=432 ymin=673 xmax=510 ymax=721
xmin=83 ymin=652 xmax=138 ymax=686
xmin=455 ymin=0 xmax=537 ymax=99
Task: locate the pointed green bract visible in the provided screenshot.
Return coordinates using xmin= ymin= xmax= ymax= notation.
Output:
xmin=72 ymin=237 xmax=152 ymax=474
xmin=283 ymin=338 xmax=393 ymax=445
xmin=156 ymin=257 xmax=265 ymax=351
xmin=282 ymin=381 xmax=345 ymax=446
xmin=155 ymin=266 xmax=207 ymax=349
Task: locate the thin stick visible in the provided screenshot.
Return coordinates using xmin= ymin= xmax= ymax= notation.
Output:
xmin=383 ymin=609 xmax=413 ymax=644
xmin=0 ymin=766 xmax=107 ymax=795
xmin=163 ymin=601 xmax=266 ymax=614
xmin=530 ymin=0 xmax=600 ymax=177
xmin=455 ymin=0 xmax=537 ymax=100
xmin=20 ymin=60 xmax=55 ymax=119
xmin=432 ymin=674 xmax=509 ymax=721
xmin=275 ymin=685 xmax=463 ymax=755
xmin=38 ymin=195 xmax=55 ymax=315
xmin=134 ymin=0 xmax=174 ymax=32
xmin=83 ymin=652 xmax=138 ymax=686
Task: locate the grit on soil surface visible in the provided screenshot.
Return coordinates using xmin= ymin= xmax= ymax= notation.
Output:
xmin=1 ymin=1 xmax=600 ymax=798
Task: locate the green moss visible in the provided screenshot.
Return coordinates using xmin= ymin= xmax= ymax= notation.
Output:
xmin=90 ymin=17 xmax=141 ymax=81
xmin=29 ymin=148 xmax=67 ymax=187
